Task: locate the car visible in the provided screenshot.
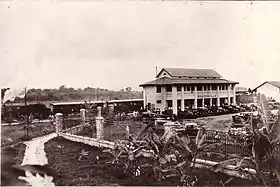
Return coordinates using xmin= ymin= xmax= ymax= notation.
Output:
xmin=177 ymin=110 xmax=196 ymax=119
xmin=179 ymin=122 xmax=199 ymax=138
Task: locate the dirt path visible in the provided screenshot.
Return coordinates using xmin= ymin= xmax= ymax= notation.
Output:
xmin=19 ymin=133 xmax=57 ymax=187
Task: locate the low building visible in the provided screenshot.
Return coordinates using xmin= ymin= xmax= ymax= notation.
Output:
xmin=139 ymin=68 xmax=239 ymax=114
xmin=235 ymin=87 xmax=249 ymax=96
xmin=253 ymin=81 xmax=280 ymax=102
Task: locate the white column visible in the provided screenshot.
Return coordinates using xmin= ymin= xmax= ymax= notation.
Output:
xmin=55 ymin=113 xmax=63 ymax=134
xmin=233 ymin=84 xmax=236 ymax=104
xmin=162 ymin=85 xmax=166 ymax=112
xmin=172 ymin=85 xmax=177 ymax=115
xmin=143 ymin=88 xmax=147 ymax=108
xmin=181 ymin=85 xmax=185 ymax=111
xmin=227 ymin=84 xmax=231 ymax=105
xmin=96 ymin=106 xmax=104 ymax=140
xmin=217 ymin=85 xmax=220 ymax=107
xmin=202 ymin=85 xmax=205 ymax=107
xmin=80 ymin=109 xmax=86 ymax=125
xmin=194 ymin=85 xmax=198 ymax=109
xmin=210 ymin=85 xmax=213 ymax=106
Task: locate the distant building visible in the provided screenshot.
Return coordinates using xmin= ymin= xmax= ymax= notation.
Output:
xmin=139 ymin=68 xmax=239 ymax=114
xmin=235 ymin=87 xmax=248 ymax=95
xmin=253 ymin=81 xmax=280 ymax=102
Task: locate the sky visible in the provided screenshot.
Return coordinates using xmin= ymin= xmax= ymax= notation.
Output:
xmin=1 ymin=1 xmax=280 ymax=91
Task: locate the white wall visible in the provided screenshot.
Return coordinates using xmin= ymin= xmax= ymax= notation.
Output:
xmin=143 ymin=86 xmax=157 ymax=108
xmin=257 ymin=83 xmax=280 ymax=102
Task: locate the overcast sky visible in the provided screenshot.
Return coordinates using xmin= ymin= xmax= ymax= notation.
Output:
xmin=1 ymin=1 xmax=280 ymax=91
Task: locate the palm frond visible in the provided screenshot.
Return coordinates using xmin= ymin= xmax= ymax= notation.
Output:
xmin=197 ymin=134 xmax=207 ymax=148
xmin=212 ymin=158 xmax=241 ymax=172
xmin=196 ymin=127 xmax=206 ymax=145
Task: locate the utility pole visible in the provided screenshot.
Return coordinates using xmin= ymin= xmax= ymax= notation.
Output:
xmin=156 ymin=66 xmax=158 ymax=77
xmin=24 ymin=87 xmax=27 ymax=107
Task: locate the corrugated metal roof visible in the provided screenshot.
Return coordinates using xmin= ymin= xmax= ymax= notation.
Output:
xmin=51 ymin=99 xmax=143 ymax=106
xmin=156 ymin=68 xmax=222 ymax=78
xmin=236 ymin=87 xmax=248 ymax=92
xmin=140 ymin=77 xmax=239 ymax=86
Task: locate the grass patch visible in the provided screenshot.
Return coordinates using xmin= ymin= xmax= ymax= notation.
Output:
xmin=1 ymin=122 xmax=55 ymax=147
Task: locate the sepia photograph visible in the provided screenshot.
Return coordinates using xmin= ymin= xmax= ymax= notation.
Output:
xmin=1 ymin=1 xmax=280 ymax=186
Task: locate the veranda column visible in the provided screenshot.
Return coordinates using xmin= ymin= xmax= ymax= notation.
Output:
xmin=55 ymin=113 xmax=63 ymax=134
xmin=194 ymin=85 xmax=198 ymax=109
xmin=233 ymin=85 xmax=236 ymax=105
xmin=96 ymin=106 xmax=104 ymax=140
xmin=210 ymin=85 xmax=213 ymax=106
xmin=181 ymin=85 xmax=185 ymax=111
xmin=227 ymin=84 xmax=231 ymax=105
xmin=172 ymin=85 xmax=178 ymax=115
xmin=80 ymin=109 xmax=86 ymax=125
xmin=217 ymin=85 xmax=220 ymax=107
xmin=202 ymin=85 xmax=205 ymax=107
xmin=162 ymin=85 xmax=166 ymax=112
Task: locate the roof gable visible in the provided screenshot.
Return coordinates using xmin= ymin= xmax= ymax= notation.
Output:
xmin=156 ymin=68 xmax=221 ymax=78
xmin=253 ymin=81 xmax=280 ymax=91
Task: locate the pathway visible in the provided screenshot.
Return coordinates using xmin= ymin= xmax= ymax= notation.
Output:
xmin=18 ymin=133 xmax=57 ymax=187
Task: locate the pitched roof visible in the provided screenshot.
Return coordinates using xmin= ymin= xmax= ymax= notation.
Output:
xmin=156 ymin=68 xmax=222 ymax=78
xmin=253 ymin=81 xmax=280 ymax=91
xmin=140 ymin=77 xmax=239 ymax=87
xmin=236 ymin=87 xmax=248 ymax=92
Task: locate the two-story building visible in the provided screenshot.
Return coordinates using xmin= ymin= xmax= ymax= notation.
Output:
xmin=139 ymin=68 xmax=239 ymax=114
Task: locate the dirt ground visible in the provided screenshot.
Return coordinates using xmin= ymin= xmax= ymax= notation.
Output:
xmin=1 ymin=122 xmax=55 ymax=147
xmin=45 ymin=136 xmax=256 ymax=186
xmin=189 ymin=113 xmax=236 ymax=132
xmin=1 ymin=143 xmax=27 ymax=186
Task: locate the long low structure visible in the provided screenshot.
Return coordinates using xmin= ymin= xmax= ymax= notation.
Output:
xmin=140 ymin=68 xmax=239 ymax=114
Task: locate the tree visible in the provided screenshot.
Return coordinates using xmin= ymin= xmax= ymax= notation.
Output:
xmin=1 ymin=88 xmax=10 ymax=101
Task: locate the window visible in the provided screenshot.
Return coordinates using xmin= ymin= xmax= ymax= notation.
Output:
xmin=166 ymin=85 xmax=172 ymax=92
xmin=187 ymin=85 xmax=191 ymax=91
xmin=156 ymin=86 xmax=161 ymax=93
xmin=197 ymin=85 xmax=202 ymax=91
xmin=177 ymin=85 xmax=181 ymax=92
xmin=184 ymin=85 xmax=187 ymax=91
xmin=204 ymin=85 xmax=208 ymax=90
xmin=212 ymin=85 xmax=217 ymax=90
xmin=157 ymin=100 xmax=161 ymax=104
xmin=191 ymin=85 xmax=195 ymax=91
xmin=163 ymin=73 xmax=167 ymax=75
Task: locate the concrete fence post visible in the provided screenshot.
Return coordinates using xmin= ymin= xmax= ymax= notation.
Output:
xmin=109 ymin=104 xmax=114 ymax=115
xmin=80 ymin=109 xmax=86 ymax=125
xmin=55 ymin=113 xmax=63 ymax=134
xmin=126 ymin=124 xmax=130 ymax=139
xmin=96 ymin=106 xmax=104 ymax=140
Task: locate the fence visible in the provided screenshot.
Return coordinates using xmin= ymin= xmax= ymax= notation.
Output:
xmin=62 ymin=114 xmax=81 ymax=130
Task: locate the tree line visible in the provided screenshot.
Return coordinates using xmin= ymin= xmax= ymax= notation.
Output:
xmin=2 ymin=86 xmax=143 ymax=103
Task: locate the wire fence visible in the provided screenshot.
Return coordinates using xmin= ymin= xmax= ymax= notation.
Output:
xmin=62 ymin=114 xmax=82 ymax=130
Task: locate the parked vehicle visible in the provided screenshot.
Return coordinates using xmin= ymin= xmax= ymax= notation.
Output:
xmin=210 ymin=106 xmax=226 ymax=115
xmin=223 ymin=104 xmax=239 ymax=114
xmin=177 ymin=110 xmax=196 ymax=119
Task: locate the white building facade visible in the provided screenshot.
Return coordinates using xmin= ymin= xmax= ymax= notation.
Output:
xmin=253 ymin=81 xmax=280 ymax=102
xmin=140 ymin=68 xmax=239 ymax=115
